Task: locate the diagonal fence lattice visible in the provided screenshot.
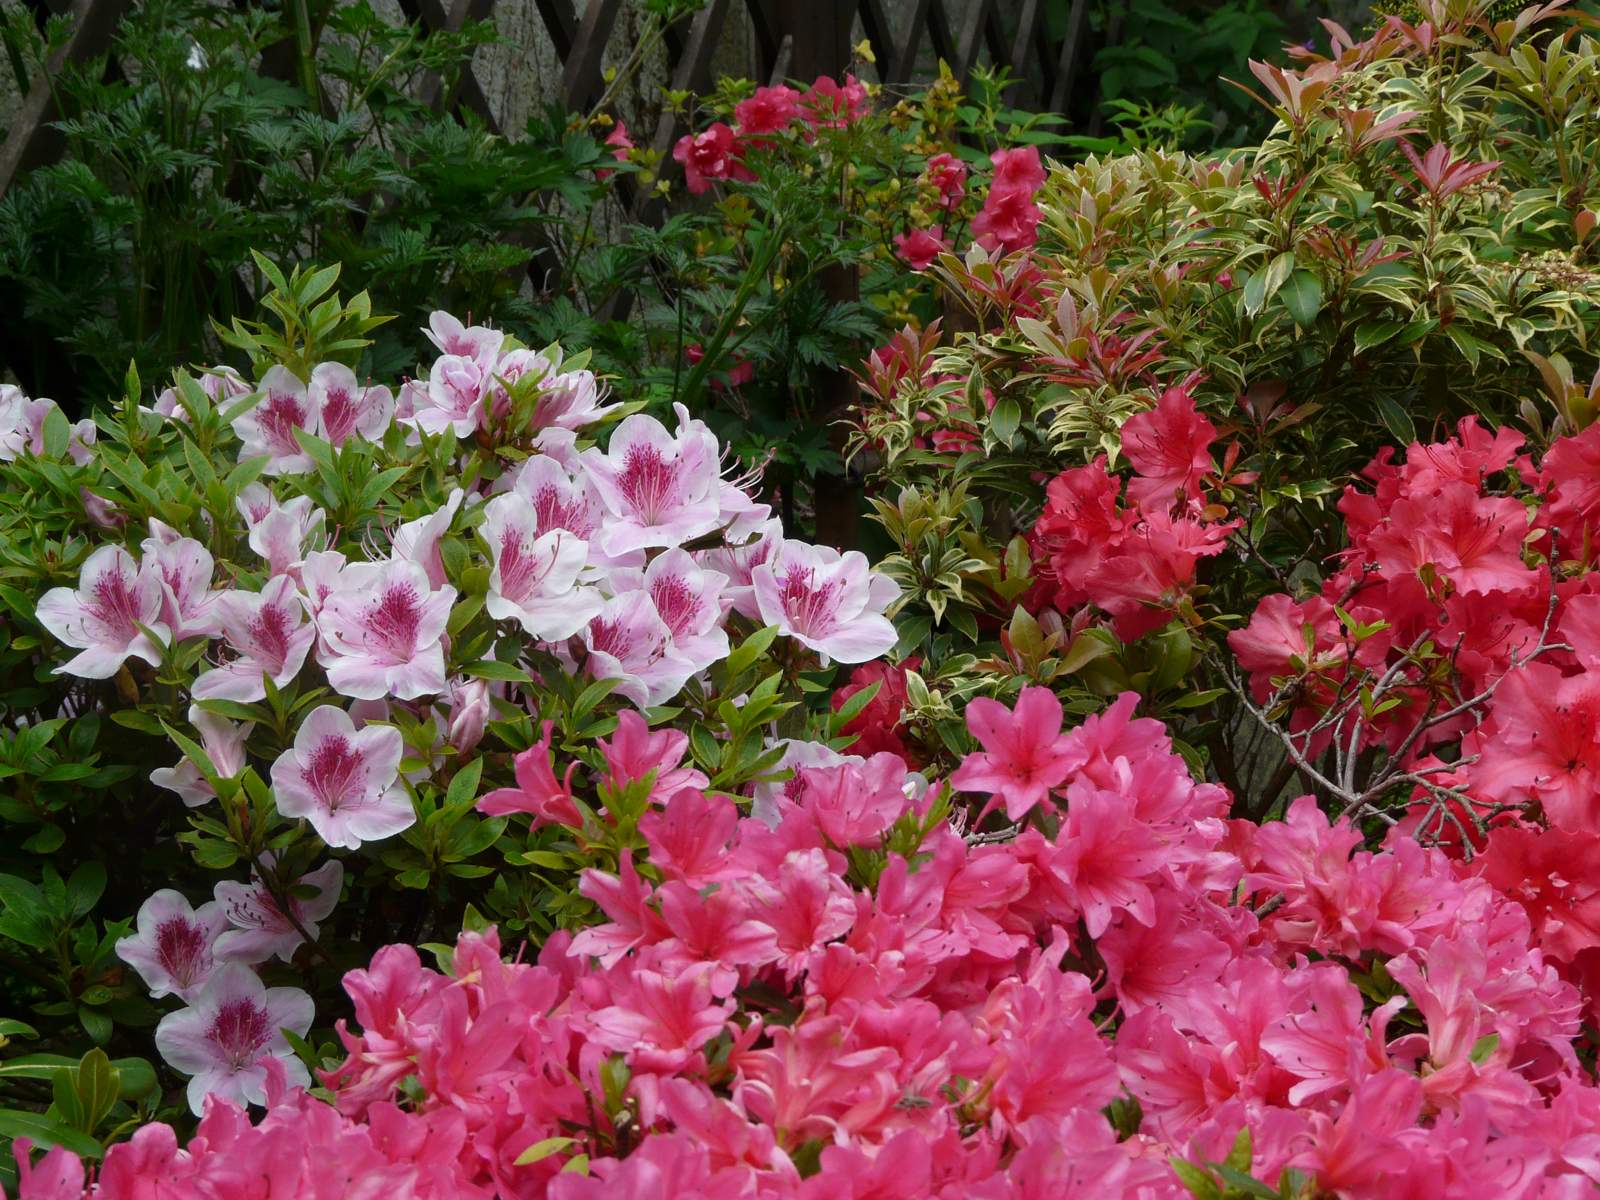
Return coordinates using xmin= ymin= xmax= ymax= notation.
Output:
xmin=2 ymin=0 xmax=1117 ymax=201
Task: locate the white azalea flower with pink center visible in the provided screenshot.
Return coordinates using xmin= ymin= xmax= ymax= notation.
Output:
xmin=141 ymin=530 xmax=221 ymax=639
xmin=530 ymin=365 xmax=617 ymax=433
xmin=150 ymin=365 xmax=251 ymax=421
xmin=193 ymin=575 xmax=315 ymax=702
xmin=37 ymin=545 xmax=169 ymax=678
xmin=581 ymin=591 xmax=696 ymax=707
xmin=115 ymin=889 xmax=227 ymax=1001
xmin=154 ymin=964 xmax=313 ymax=1114
xmin=752 ymin=540 xmax=900 ymax=664
xmin=214 ymin=857 xmax=341 ymax=964
xmin=238 ymin=485 xmax=326 ymax=579
xmin=484 ymin=347 xmax=556 ymax=426
xmin=391 ymin=489 xmax=465 ymax=590
xmin=318 ymin=558 xmax=456 ymax=700
xmin=640 ymin=548 xmax=729 ymax=671
xmin=0 ymin=386 xmax=50 ymax=461
xmin=699 ymin=517 xmax=783 ymax=621
xmin=310 ymin=362 xmax=393 ymax=447
xmin=405 ymin=354 xmax=490 ymax=438
xmin=480 ymin=492 xmax=602 ymax=641
xmin=581 ymin=404 xmax=723 ymax=557
xmin=232 ymin=366 xmax=317 ymax=475
xmin=150 ymin=705 xmax=252 ymax=807
xmin=423 ymin=311 xmax=503 ymax=363
xmin=270 ymin=705 xmax=412 ymax=849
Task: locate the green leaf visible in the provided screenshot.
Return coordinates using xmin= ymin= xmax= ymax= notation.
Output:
xmin=1374 ymin=393 xmax=1416 ymax=443
xmin=989 ymin=397 xmax=1021 ymax=445
xmin=1280 ymin=270 xmax=1322 ymax=327
xmin=0 ymin=1109 xmax=102 ymax=1158
xmin=1469 ymin=1032 xmax=1500 ymax=1064
xmin=724 ymin=625 xmax=780 ymax=678
xmin=513 ymin=1136 xmax=578 ymax=1166
xmin=1353 ymin=320 xmax=1405 ymax=356
xmin=463 ymin=660 xmax=533 ymax=683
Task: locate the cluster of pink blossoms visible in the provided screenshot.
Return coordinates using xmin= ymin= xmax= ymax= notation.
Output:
xmin=24 ymin=312 xmax=898 ymax=1116
xmin=1027 ymin=381 xmax=1245 ymax=640
xmin=11 ymin=685 xmax=1600 ymax=1197
xmin=671 ymin=75 xmax=868 ymax=195
xmin=1231 ymin=413 xmax=1600 ymax=1012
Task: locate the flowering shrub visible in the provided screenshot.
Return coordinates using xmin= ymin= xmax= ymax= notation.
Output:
xmin=848 ymin=1 xmax=1600 ymax=761
xmin=11 ymin=681 xmax=1600 ymax=1197
xmin=585 ymin=60 xmax=1066 ymax=539
xmin=0 ymin=264 xmax=899 ymax=1167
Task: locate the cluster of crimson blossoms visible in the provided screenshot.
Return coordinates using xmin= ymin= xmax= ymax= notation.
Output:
xmin=668 ymin=73 xmax=1046 ymax=270
xmin=11 ymin=672 xmax=1600 ymax=1197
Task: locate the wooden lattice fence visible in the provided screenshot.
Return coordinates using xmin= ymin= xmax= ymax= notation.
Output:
xmin=1 ymin=0 xmax=1115 ymax=200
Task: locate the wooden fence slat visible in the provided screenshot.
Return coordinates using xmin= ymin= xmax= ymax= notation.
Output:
xmin=954 ymin=0 xmax=992 ymax=79
xmin=0 ymin=0 xmax=128 ymax=199
xmin=535 ymin=0 xmax=578 ymax=60
xmin=926 ymin=0 xmax=957 ymax=76
xmin=1048 ymin=0 xmax=1090 ymax=114
xmin=561 ymin=0 xmax=624 ymax=112
xmin=884 ymin=0 xmax=928 ymax=85
xmin=1007 ymin=0 xmax=1047 ymax=104
xmin=857 ymin=0 xmax=896 ymax=84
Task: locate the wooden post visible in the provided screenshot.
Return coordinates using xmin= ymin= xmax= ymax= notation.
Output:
xmin=0 ymin=0 xmax=129 ymax=199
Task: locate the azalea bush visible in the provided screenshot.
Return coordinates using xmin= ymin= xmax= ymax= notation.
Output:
xmin=567 ymin=60 xmax=1068 ymax=542
xmin=0 ymin=261 xmax=899 ymax=1171
xmin=849 ymin=0 xmax=1600 ymax=764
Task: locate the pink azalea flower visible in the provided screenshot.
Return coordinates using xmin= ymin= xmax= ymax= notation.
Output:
xmin=598 ymin=708 xmax=709 ymax=804
xmin=116 ymin=889 xmax=228 ymax=1001
xmin=1039 ymin=779 xmax=1165 ymax=936
xmin=141 ymin=528 xmax=221 ymax=639
xmin=803 ymin=74 xmax=867 ymax=127
xmin=511 ymin=453 xmax=610 ymax=551
xmin=232 ymin=365 xmax=317 ymax=475
xmin=213 ymin=857 xmax=342 ymax=964
xmin=924 ymin=151 xmax=968 ymax=209
xmin=673 ymin=122 xmax=750 ymax=194
xmin=310 ymin=362 xmax=393 ymax=447
xmin=741 ymin=847 xmax=856 ymax=978
xmin=7 ymin=1138 xmax=85 ymax=1199
xmin=751 ymin=539 xmax=899 ymax=664
xmin=894 ymin=225 xmax=950 ymax=270
xmin=949 ymin=685 xmax=1076 ymax=821
xmin=581 ymin=405 xmax=725 ymax=557
xmin=270 ymin=705 xmax=412 ymax=849
xmin=37 ymin=545 xmax=169 ymax=678
xmin=589 ymin=962 xmax=736 ymax=1074
xmin=477 ymin=720 xmax=583 ymax=827
xmin=1121 ymin=384 xmax=1218 ymax=511
xmin=735 ymin=84 xmax=802 ymax=136
xmin=318 ymin=558 xmax=457 ymax=700
xmin=154 ymin=963 xmax=314 ymax=1114
xmin=150 ymin=365 xmax=251 ymax=421
xmin=480 ymin=492 xmax=601 ymax=640
xmin=150 ymin=704 xmax=252 ymax=807
xmin=422 ymin=311 xmax=503 ymax=363
xmin=1468 ymin=662 xmax=1600 ymax=832
xmin=569 ymin=852 xmax=665 ymax=967
xmin=581 ymin=590 xmax=696 ymax=707
xmin=192 ymin=575 xmax=315 ymax=702
xmin=0 ymin=386 xmax=52 ymax=461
